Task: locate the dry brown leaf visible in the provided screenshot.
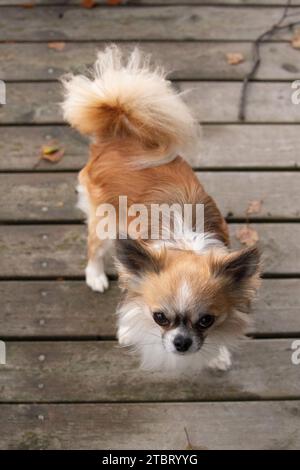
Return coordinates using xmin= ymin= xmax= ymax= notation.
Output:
xmin=81 ymin=0 xmax=96 ymax=8
xmin=41 ymin=150 xmax=64 ymax=163
xmin=41 ymin=143 xmax=65 ymax=164
xmin=291 ymin=30 xmax=300 ymax=49
xmin=236 ymin=225 xmax=259 ymax=247
xmin=226 ymin=52 xmax=244 ymax=65
xmin=47 ymin=42 xmax=66 ymax=51
xmin=247 ymin=200 xmax=263 ymax=216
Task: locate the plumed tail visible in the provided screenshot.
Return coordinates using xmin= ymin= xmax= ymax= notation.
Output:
xmin=61 ymin=45 xmax=200 ymax=160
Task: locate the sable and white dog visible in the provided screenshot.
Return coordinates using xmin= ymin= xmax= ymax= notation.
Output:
xmin=62 ymin=46 xmax=260 ymax=371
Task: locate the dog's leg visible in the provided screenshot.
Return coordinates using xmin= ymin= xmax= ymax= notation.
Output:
xmin=77 ymin=182 xmax=110 ymax=293
xmin=85 ymin=227 xmax=110 ymax=293
xmin=208 ymin=346 xmax=232 ymax=371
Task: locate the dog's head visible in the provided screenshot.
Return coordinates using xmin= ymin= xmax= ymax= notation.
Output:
xmin=115 ymin=238 xmax=260 ymax=368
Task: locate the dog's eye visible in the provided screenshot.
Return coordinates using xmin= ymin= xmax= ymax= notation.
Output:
xmin=197 ymin=314 xmax=215 ymax=329
xmin=153 ymin=311 xmax=170 ymax=326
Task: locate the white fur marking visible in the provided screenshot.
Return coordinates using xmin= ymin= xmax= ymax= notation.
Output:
xmin=85 ymin=258 xmax=109 ymax=293
xmin=152 ymin=232 xmax=225 ymax=255
xmin=208 ymin=346 xmax=232 ymax=371
xmin=76 ymin=184 xmax=90 ymax=219
xmin=177 ymin=280 xmax=192 ymax=312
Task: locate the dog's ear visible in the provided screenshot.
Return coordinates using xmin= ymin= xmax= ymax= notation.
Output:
xmin=211 ymin=247 xmax=261 ymax=314
xmin=115 ymin=237 xmax=164 ymax=279
xmin=214 ymin=246 xmax=261 ymax=283
xmin=223 ymin=246 xmax=261 ymax=282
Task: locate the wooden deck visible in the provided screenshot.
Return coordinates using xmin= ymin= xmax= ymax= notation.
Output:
xmin=0 ymin=0 xmax=300 ymax=450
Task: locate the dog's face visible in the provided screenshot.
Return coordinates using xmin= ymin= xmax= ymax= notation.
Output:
xmin=116 ymin=239 xmax=260 ymax=366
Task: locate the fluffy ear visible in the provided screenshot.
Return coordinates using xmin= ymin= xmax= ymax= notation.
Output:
xmin=217 ymin=246 xmax=261 ymax=283
xmin=115 ymin=238 xmax=164 ymax=278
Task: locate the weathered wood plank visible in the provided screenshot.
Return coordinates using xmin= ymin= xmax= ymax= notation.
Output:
xmin=0 ymin=339 xmax=297 ymax=402
xmin=0 ymin=223 xmax=298 ymax=277
xmin=1 ymin=125 xmax=300 ymax=171
xmin=181 ymin=82 xmax=300 ymax=123
xmin=2 ymin=1 xmax=300 ymax=6
xmin=0 ymin=173 xmax=81 ymax=222
xmin=1 ymin=172 xmax=299 ymax=222
xmin=0 ymin=280 xmax=119 ymax=338
xmin=2 ymin=82 xmax=300 ymax=124
xmin=0 ymin=225 xmax=87 ymax=278
xmin=0 ymin=6 xmax=298 ymax=41
xmin=0 ymin=401 xmax=299 ymax=450
xmin=2 ymin=42 xmax=300 ymax=81
xmin=0 ymin=126 xmax=87 ymax=171
xmin=253 ymin=279 xmax=300 ymax=335
xmin=0 ymin=279 xmax=299 ymax=337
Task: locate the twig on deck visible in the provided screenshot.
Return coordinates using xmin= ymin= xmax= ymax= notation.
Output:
xmin=239 ymin=0 xmax=300 ymax=121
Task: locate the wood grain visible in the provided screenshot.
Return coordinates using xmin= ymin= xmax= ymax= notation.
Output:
xmin=0 ymin=401 xmax=299 ymax=450
xmin=2 ymin=82 xmax=300 ymax=124
xmin=0 ymin=339 xmax=297 ymax=402
xmin=0 ymin=279 xmax=299 ymax=337
xmin=0 ymin=172 xmax=298 ymax=221
xmin=2 ymin=1 xmax=300 ymax=5
xmin=0 ymin=0 xmax=299 ymax=453
xmin=0 ymin=223 xmax=298 ymax=277
xmin=0 ymin=6 xmax=298 ymax=41
xmin=2 ymin=42 xmax=300 ymax=81
xmin=1 ymin=125 xmax=300 ymax=171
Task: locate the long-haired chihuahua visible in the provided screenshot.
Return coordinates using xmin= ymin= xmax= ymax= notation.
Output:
xmin=62 ymin=45 xmax=261 ymax=371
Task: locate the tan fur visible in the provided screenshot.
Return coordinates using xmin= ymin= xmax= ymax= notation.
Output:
xmin=80 ymin=139 xmax=229 ymax=257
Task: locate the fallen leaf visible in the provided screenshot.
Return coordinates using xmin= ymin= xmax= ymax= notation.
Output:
xmin=81 ymin=0 xmax=96 ymax=7
xmin=47 ymin=42 xmax=66 ymax=51
xmin=226 ymin=52 xmax=244 ymax=65
xmin=41 ymin=142 xmax=65 ymax=163
xmin=236 ymin=225 xmax=259 ymax=247
xmin=41 ymin=149 xmax=64 ymax=163
xmin=246 ymin=200 xmax=263 ymax=216
xmin=291 ymin=30 xmax=300 ymax=49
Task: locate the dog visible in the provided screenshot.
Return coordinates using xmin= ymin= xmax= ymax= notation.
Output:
xmin=62 ymin=45 xmax=261 ymax=371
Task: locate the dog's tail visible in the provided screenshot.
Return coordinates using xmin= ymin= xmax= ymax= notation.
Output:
xmin=62 ymin=45 xmax=199 ymax=160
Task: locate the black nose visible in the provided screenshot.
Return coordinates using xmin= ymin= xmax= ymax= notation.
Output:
xmin=174 ymin=335 xmax=192 ymax=352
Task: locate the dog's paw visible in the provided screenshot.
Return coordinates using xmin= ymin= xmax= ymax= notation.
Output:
xmin=208 ymin=346 xmax=232 ymax=371
xmin=86 ymin=270 xmax=109 ymax=293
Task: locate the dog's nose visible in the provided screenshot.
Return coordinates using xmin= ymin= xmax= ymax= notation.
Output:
xmin=174 ymin=335 xmax=192 ymax=352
